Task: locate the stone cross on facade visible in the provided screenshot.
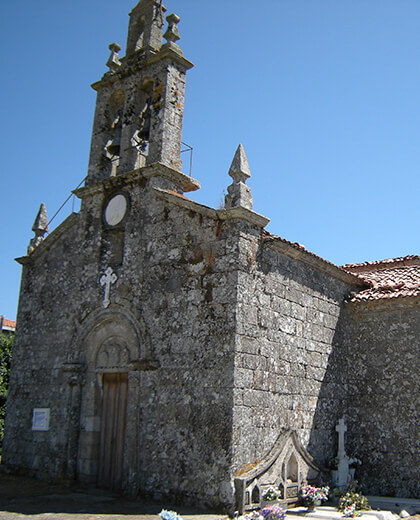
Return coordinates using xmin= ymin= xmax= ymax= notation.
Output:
xmin=336 ymin=417 xmax=347 ymax=457
xmin=100 ymin=267 xmax=117 ymax=308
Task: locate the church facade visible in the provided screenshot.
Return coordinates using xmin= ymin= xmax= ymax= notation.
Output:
xmin=3 ymin=0 xmax=419 ymax=509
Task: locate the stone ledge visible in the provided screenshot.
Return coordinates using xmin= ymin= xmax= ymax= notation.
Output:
xmin=91 ymin=45 xmax=194 ymax=91
xmin=217 ymin=207 xmax=270 ymax=228
xmin=264 ymin=237 xmax=366 ymax=288
xmin=155 ymin=188 xmax=270 ymax=229
xmin=75 ymin=164 xmax=200 ymax=199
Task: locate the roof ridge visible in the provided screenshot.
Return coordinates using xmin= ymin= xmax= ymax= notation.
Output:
xmin=342 ymin=255 xmax=420 ymax=271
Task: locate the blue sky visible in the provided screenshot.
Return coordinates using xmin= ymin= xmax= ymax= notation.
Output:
xmin=1 ymin=0 xmax=419 ymax=321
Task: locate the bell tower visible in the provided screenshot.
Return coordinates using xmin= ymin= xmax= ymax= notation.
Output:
xmin=85 ymin=0 xmax=193 ymax=187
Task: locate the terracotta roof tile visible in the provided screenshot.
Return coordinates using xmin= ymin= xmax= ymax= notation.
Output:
xmin=1 ymin=317 xmax=16 ymax=329
xmin=342 ymin=256 xmax=420 ymax=302
xmin=164 ymin=189 xmax=192 ymax=201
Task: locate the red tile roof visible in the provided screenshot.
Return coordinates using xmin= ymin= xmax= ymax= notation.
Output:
xmin=1 ymin=316 xmax=16 ymax=330
xmin=342 ymin=256 xmax=420 ymax=302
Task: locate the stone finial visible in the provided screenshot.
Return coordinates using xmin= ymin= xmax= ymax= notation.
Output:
xmin=106 ymin=43 xmax=122 ymax=71
xmin=224 ymin=144 xmax=253 ymax=210
xmin=163 ymin=13 xmax=180 ymax=44
xmin=228 ymin=144 xmax=251 ymax=183
xmin=28 ymin=203 xmax=49 ymax=254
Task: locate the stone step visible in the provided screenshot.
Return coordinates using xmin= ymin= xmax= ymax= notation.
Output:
xmin=366 ymin=497 xmax=420 ymax=516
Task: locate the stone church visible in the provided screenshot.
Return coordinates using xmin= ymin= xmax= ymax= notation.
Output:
xmin=3 ymin=0 xmax=419 ymax=510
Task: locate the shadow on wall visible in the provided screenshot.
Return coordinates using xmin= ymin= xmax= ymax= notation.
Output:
xmin=307 ymin=303 xmax=420 ymax=498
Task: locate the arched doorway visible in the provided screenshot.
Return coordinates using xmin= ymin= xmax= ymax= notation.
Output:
xmin=95 ymin=337 xmax=130 ymax=489
xmin=75 ymin=308 xmax=142 ymax=490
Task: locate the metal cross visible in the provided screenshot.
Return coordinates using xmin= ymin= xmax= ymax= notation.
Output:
xmin=336 ymin=417 xmax=347 ymax=457
xmin=100 ymin=267 xmax=117 ymax=308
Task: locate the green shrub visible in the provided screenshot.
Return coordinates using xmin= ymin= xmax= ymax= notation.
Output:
xmin=0 ymin=332 xmax=13 ymax=450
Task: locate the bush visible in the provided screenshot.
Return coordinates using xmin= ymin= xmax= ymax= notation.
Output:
xmin=0 ymin=332 xmax=13 ymax=450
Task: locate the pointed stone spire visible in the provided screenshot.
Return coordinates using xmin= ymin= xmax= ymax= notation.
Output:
xmin=228 ymin=144 xmax=251 ymax=183
xmin=106 ymin=43 xmax=122 ymax=71
xmin=27 ymin=203 xmax=48 ymax=254
xmin=224 ymin=144 xmax=253 ymax=210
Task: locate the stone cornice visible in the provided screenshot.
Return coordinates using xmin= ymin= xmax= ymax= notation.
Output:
xmin=74 ymin=164 xmax=200 ymax=200
xmin=217 ymin=206 xmax=270 ymax=228
xmin=155 ymin=188 xmax=270 ymax=228
xmin=15 ymin=213 xmax=80 ymax=266
xmin=91 ymin=45 xmax=193 ymax=91
xmin=264 ymin=235 xmax=366 ymax=288
xmin=146 ymin=43 xmax=193 ymax=70
xmin=155 ymin=188 xmax=216 ymax=218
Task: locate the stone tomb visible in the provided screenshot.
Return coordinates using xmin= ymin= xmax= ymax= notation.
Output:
xmin=234 ymin=430 xmax=320 ymax=512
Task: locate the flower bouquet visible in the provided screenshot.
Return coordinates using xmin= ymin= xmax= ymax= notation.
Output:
xmin=262 ymin=486 xmax=281 ymax=502
xmin=300 ymin=484 xmax=329 ymax=511
xmin=260 ymin=504 xmax=286 ymax=520
xmin=343 ymin=504 xmax=359 ymax=517
xmin=236 ymin=505 xmax=285 ymax=520
xmin=159 ymin=510 xmax=183 ymax=520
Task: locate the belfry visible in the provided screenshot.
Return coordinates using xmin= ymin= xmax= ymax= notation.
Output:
xmin=86 ymin=0 xmax=194 ymax=186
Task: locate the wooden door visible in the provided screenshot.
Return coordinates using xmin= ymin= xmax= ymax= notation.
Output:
xmin=98 ymin=372 xmax=128 ymax=489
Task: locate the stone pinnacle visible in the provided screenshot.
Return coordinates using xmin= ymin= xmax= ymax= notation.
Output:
xmin=28 ymin=203 xmax=48 ymax=254
xmin=225 ymin=144 xmax=253 ymax=210
xmin=32 ymin=203 xmax=49 ymax=235
xmin=228 ymin=143 xmax=251 ymax=183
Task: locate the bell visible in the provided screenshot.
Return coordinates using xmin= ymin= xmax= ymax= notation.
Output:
xmin=106 ymin=135 xmax=121 ymax=156
xmin=138 ymin=118 xmax=150 ymax=140
xmin=138 ymin=98 xmax=152 ymax=140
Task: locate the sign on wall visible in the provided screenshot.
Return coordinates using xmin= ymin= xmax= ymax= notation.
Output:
xmin=31 ymin=408 xmax=50 ymax=431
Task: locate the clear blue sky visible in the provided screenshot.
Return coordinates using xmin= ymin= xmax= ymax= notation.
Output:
xmin=1 ymin=0 xmax=419 ymax=321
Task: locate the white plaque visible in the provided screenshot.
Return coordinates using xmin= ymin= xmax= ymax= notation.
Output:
xmin=104 ymin=194 xmax=127 ymax=226
xmin=32 ymin=408 xmax=50 ymax=431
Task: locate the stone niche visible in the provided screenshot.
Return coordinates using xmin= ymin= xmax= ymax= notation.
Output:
xmin=234 ymin=430 xmax=321 ymax=512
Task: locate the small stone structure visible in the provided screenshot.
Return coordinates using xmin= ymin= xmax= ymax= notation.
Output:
xmin=235 ymin=430 xmax=320 ymax=512
xmin=3 ymin=0 xmax=419 ymax=510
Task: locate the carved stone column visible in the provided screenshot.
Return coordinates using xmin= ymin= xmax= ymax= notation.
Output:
xmin=62 ymin=363 xmax=86 ymax=480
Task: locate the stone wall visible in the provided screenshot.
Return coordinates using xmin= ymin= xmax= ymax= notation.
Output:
xmin=338 ymin=300 xmax=420 ymax=498
xmin=4 ymin=172 xmax=240 ymax=508
xmin=231 ymin=234 xmax=357 ymax=473
xmin=4 ymin=215 xmax=82 ymax=478
xmin=5 ymin=171 xmax=419 ymax=505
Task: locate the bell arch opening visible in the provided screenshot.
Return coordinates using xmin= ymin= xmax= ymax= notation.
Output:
xmin=103 ymin=90 xmax=125 ymax=177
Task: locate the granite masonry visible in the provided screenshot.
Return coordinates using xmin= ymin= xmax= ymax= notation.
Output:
xmin=3 ymin=0 xmax=419 ymax=511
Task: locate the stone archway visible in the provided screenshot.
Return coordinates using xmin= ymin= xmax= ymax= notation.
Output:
xmin=73 ymin=307 xmax=142 ymax=489
xmin=235 ymin=430 xmax=321 ymax=511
